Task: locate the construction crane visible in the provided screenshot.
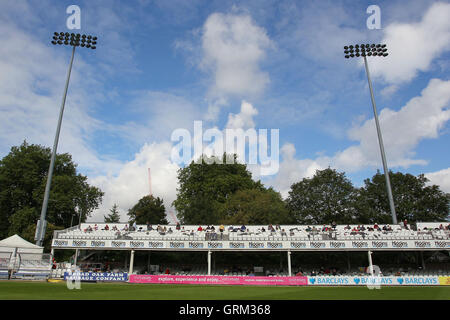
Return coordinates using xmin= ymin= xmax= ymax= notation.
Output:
xmin=148 ymin=167 xmax=179 ymax=224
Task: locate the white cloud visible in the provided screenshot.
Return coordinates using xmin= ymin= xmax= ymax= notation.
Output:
xmin=334 ymin=78 xmax=450 ymax=171
xmin=263 ymin=143 xmax=326 ymax=198
xmin=0 ymin=19 xmax=119 ymax=176
xmin=89 ymin=142 xmax=180 ymax=223
xmin=369 ymin=2 xmax=450 ymax=85
xmin=265 ymin=78 xmax=450 ymax=195
xmin=425 ymin=168 xmax=450 ymax=193
xmin=201 ymin=12 xmax=273 ymax=99
xmin=226 ymin=100 xmax=258 ymax=129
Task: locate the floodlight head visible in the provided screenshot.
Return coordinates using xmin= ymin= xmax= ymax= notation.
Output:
xmin=344 ymin=43 xmax=388 ymax=59
xmin=51 ymin=32 xmax=98 ymax=50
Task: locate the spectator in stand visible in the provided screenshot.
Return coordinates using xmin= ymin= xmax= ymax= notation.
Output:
xmin=112 ymin=226 xmax=118 ymax=231
xmin=306 ymin=226 xmax=312 ymax=232
xmin=275 ymin=224 xmax=281 ymax=231
xmin=104 ymin=225 xmax=109 ymax=231
xmin=261 ymin=227 xmax=266 ymax=232
xmin=403 ymin=219 xmax=408 ymax=229
xmin=281 ymin=229 xmax=287 ymax=237
xmin=94 ymin=224 xmax=98 ymax=231
xmin=219 ymin=224 xmax=225 ymax=233
xmin=167 ymin=227 xmax=173 ymax=234
xmin=165 ymin=267 xmax=170 ymax=274
xmin=240 ymin=225 xmax=246 ymax=232
xmin=147 ymin=224 xmax=153 ymax=231
xmin=331 ymin=221 xmax=337 ymax=229
xmin=176 ymin=222 xmax=181 ymax=230
xmin=197 ymin=226 xmax=203 ymax=232
xmin=344 ymin=225 xmax=351 ymax=230
xmin=374 ymin=223 xmax=379 ymax=230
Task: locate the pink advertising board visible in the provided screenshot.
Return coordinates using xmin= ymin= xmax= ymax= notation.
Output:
xmin=129 ymin=274 xmax=308 ymax=286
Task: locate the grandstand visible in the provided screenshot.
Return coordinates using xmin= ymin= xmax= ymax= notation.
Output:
xmin=50 ymin=222 xmax=450 ymax=279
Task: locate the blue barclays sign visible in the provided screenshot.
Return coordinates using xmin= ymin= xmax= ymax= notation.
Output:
xmin=308 ymin=277 xmax=350 ymax=285
xmin=308 ymin=276 xmax=440 ymax=286
xmin=64 ymin=272 xmax=128 ymax=282
xmin=397 ymin=277 xmax=439 ymax=285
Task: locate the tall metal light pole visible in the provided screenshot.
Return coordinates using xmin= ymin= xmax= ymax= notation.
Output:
xmin=344 ymin=43 xmax=398 ymax=225
xmin=35 ymin=32 xmax=98 ymax=246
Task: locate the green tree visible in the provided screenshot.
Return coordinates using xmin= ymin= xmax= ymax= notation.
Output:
xmin=128 ymin=195 xmax=168 ymax=225
xmin=286 ymin=168 xmax=358 ymax=224
xmin=358 ymin=171 xmax=450 ymax=224
xmin=220 ymin=188 xmax=292 ymax=225
xmin=104 ymin=203 xmax=121 ymax=223
xmin=172 ymin=154 xmax=262 ymax=224
xmin=0 ymin=141 xmax=104 ymax=242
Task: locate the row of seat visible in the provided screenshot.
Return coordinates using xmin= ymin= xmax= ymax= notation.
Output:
xmin=56 ymin=224 xmax=450 ymax=241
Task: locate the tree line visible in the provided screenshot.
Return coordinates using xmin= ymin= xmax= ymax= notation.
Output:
xmin=1 ymin=143 xmax=448 ymax=249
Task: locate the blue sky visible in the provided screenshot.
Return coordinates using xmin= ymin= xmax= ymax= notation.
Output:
xmin=0 ymin=0 xmax=449 ymax=222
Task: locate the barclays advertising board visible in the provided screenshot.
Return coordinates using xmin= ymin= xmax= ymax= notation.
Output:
xmin=307 ymin=276 xmax=440 ymax=286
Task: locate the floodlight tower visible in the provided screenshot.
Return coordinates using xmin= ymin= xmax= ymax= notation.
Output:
xmin=344 ymin=43 xmax=398 ymax=225
xmin=35 ymin=32 xmax=98 ymax=246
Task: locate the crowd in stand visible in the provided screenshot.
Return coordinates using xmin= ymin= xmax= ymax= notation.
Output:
xmin=80 ymin=220 xmax=450 ymax=240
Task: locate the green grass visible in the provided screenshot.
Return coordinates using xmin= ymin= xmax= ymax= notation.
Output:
xmin=0 ymin=281 xmax=449 ymax=300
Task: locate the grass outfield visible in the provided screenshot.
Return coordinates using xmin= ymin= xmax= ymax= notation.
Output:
xmin=0 ymin=281 xmax=449 ymax=300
